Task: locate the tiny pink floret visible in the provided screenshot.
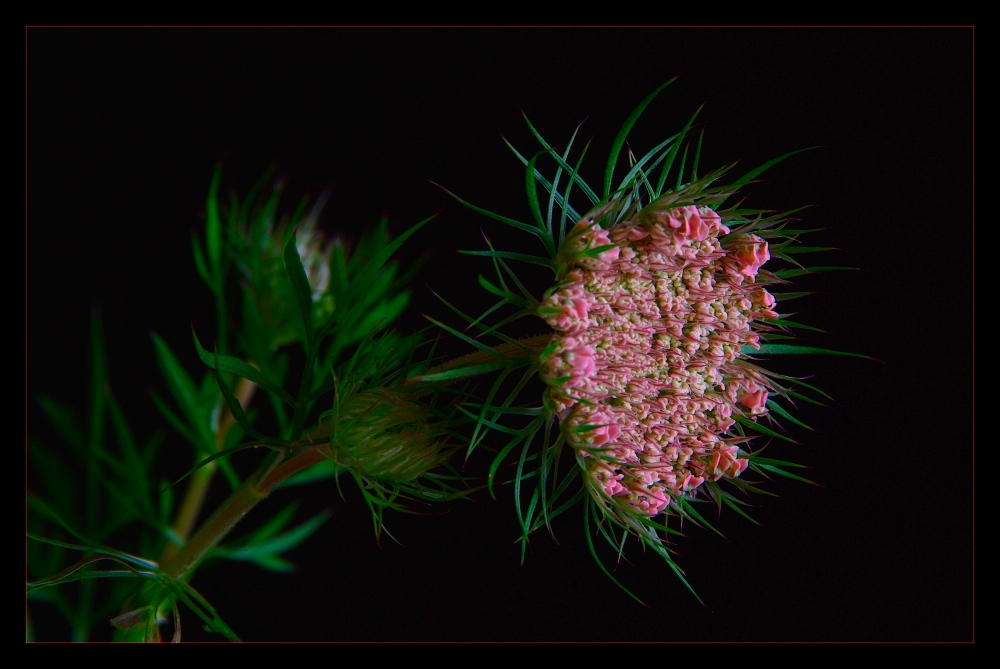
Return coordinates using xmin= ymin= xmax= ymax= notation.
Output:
xmin=564 ymin=343 xmax=597 ymax=382
xmin=565 ymin=220 xmax=621 ymax=269
xmin=731 ymin=234 xmax=770 ymax=277
xmin=738 ymin=390 xmax=768 ymax=416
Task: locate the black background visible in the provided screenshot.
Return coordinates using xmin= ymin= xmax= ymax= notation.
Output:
xmin=26 ymin=26 xmax=974 ymax=643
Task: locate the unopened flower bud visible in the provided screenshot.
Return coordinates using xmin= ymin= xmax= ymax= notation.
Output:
xmin=331 ymin=388 xmax=452 ymax=484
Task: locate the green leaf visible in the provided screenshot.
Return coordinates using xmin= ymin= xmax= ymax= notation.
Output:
xmin=36 ymin=395 xmax=86 ymax=455
xmin=213 ymin=352 xmax=262 ymax=440
xmin=765 ymin=399 xmax=813 ymax=431
xmin=432 ymin=182 xmax=543 ymax=238
xmin=351 ymin=213 xmax=434 ymax=291
xmin=205 ymin=162 xmax=223 ymax=269
xmin=775 ymin=245 xmax=838 ymax=254
xmin=748 ymin=343 xmax=875 ymax=360
xmin=614 ymin=134 xmax=680 ymax=205
xmin=518 ymin=112 xmax=598 ymax=209
xmin=26 ymin=439 xmax=79 ymax=540
xmin=278 ymin=459 xmax=341 ymax=488
xmin=769 ymin=290 xmax=816 ymax=301
xmin=718 ymin=146 xmax=820 ymax=208
xmin=240 ymin=502 xmax=301 ymax=544
xmin=604 ymin=77 xmax=678 ymax=199
xmin=158 ymin=478 xmax=176 ymax=529
xmin=752 ymin=463 xmax=819 ymax=486
xmin=26 ymin=551 xmax=158 ymax=593
xmin=478 ymin=274 xmax=529 ymax=308
xmin=733 ymin=415 xmax=799 ymax=444
xmin=751 ymin=456 xmax=810 ymax=469
xmin=249 ymin=554 xmax=296 ymax=572
xmin=163 ymin=439 xmax=274 ymax=492
xmin=349 ymin=291 xmax=410 ymax=345
xmin=412 ymin=361 xmax=509 ymax=383
xmin=151 ymin=332 xmax=216 ymax=450
xmin=171 ymin=580 xmax=242 ymax=641
xmin=654 ymin=104 xmax=703 ymax=196
xmin=191 ymin=233 xmax=213 ymax=287
xmin=215 ymin=508 xmax=333 ymax=563
xmin=581 ymin=503 xmax=647 ymax=607
xmin=777 ymin=380 xmax=835 ymax=406
xmin=150 ymin=392 xmax=203 ymax=451
xmin=458 ymin=249 xmax=555 ymax=268
xmin=770 ymin=317 xmax=827 ymax=334
xmin=716 ymin=491 xmax=761 ymax=525
xmin=524 ymin=149 xmax=557 ymax=259
xmin=192 ymin=326 xmax=297 ymax=406
xmin=423 ymin=316 xmax=521 ymax=361
xmin=105 ymin=390 xmax=153 ymax=514
xmin=556 ymin=133 xmax=592 ymax=240
xmin=282 ymin=228 xmax=315 ymax=349
xmin=773 ymin=266 xmax=857 ymax=279
xmin=671 ymin=495 xmax=723 ymax=537
xmin=27 ymin=496 xmax=93 ymax=548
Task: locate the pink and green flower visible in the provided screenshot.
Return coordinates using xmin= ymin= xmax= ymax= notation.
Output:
xmin=423 ymin=79 xmax=866 ymax=603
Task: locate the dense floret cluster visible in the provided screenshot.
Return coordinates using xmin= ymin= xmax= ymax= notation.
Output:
xmin=540 ymin=205 xmax=779 ymax=518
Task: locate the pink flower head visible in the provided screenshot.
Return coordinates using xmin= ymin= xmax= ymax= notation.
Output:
xmin=730 ymin=234 xmax=770 ymax=277
xmin=541 ymin=200 xmax=775 ymax=520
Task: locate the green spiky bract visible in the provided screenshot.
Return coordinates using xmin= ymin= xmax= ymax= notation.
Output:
xmin=428 ymin=80 xmax=862 ymax=603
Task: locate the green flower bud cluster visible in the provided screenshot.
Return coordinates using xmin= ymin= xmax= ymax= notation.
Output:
xmin=330 ymin=388 xmax=451 ymax=484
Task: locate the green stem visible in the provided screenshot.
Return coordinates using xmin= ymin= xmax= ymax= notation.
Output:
xmin=159 ymin=377 xmax=257 ymax=566
xmin=159 ymin=473 xmax=267 ymax=580
xmin=159 ymin=445 xmax=329 ymax=580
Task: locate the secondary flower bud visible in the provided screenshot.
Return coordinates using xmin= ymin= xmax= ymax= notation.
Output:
xmin=232 ymin=182 xmax=336 ymax=348
xmin=330 ymin=388 xmax=452 ymax=484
